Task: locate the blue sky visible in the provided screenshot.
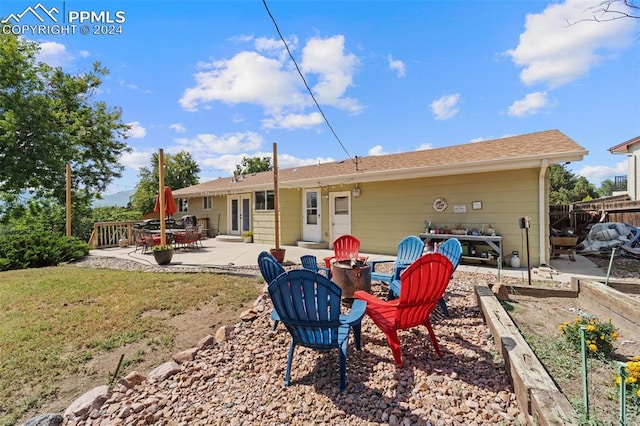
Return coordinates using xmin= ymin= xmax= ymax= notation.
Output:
xmin=2 ymin=0 xmax=639 ymax=194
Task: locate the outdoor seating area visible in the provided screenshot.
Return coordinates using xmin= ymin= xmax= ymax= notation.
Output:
xmin=259 ymin=233 xmax=463 ymax=389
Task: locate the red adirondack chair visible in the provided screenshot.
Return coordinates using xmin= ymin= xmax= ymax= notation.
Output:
xmin=354 ymin=252 xmax=454 ymax=367
xmin=323 ymin=234 xmax=367 ymax=268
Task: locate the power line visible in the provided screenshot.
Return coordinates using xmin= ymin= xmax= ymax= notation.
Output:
xmin=262 ymin=0 xmax=357 ymax=168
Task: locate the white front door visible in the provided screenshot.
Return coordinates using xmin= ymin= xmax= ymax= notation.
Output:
xmin=329 ymin=191 xmax=351 ymax=246
xmin=229 ymin=195 xmax=251 ymax=235
xmin=302 ymin=188 xmax=321 ymax=242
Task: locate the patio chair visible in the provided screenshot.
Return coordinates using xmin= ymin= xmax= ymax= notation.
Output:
xmin=300 ymin=254 xmax=331 ymax=278
xmin=269 ymin=268 xmax=366 ymax=391
xmin=355 ymin=252 xmax=454 ymax=367
xmin=133 ymin=229 xmax=148 ymax=253
xmin=433 ymin=238 xmax=463 ymax=317
xmin=323 ymin=234 xmax=367 ymax=268
xmin=257 ymin=251 xmax=286 ymax=330
xmin=174 ymin=228 xmax=201 ymax=250
xmin=370 ymin=235 xmax=424 ymax=288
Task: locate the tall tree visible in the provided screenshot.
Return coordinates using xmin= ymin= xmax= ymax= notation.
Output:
xmin=549 ymin=164 xmax=599 ymax=205
xmin=597 ymin=179 xmax=616 ymax=197
xmin=130 ymin=151 xmax=200 ymax=213
xmin=235 ymin=156 xmax=272 ymax=175
xmin=0 ymin=30 xmax=130 ymax=205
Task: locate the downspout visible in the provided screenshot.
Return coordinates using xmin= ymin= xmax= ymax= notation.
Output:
xmin=539 ymin=159 xmax=549 ymax=266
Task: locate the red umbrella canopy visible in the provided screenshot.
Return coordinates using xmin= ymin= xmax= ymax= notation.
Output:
xmin=154 ymin=186 xmax=178 ymax=217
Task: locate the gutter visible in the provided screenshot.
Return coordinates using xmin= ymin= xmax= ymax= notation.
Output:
xmin=539 ymin=159 xmax=549 ymax=265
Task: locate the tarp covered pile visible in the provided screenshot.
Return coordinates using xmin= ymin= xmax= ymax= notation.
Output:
xmin=577 ymin=222 xmax=640 ymax=258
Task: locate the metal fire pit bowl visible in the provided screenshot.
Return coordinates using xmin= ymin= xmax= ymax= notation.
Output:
xmin=331 ymin=259 xmax=371 ymax=299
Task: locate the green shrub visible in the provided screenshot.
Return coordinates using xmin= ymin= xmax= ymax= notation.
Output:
xmin=558 ymin=315 xmax=619 ymax=357
xmin=0 ymin=230 xmax=89 ymax=271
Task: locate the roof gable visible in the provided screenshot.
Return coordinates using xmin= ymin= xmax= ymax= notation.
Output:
xmin=173 ymin=129 xmax=587 ymax=197
xmin=609 ymin=135 xmax=640 ymax=154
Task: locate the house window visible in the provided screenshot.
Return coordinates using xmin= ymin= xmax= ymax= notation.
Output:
xmin=254 ymin=190 xmax=274 ymax=211
xmin=203 ymin=196 xmax=212 ymax=210
xmin=178 ymin=198 xmax=188 ymax=212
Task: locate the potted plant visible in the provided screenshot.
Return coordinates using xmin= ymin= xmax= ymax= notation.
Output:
xmin=152 ymin=244 xmax=174 ymax=265
xmin=241 ymin=231 xmax=253 ymax=243
xmin=270 ymin=247 xmax=286 ymax=263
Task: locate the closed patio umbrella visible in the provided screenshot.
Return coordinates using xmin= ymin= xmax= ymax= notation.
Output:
xmin=154 ymin=186 xmax=177 ymax=218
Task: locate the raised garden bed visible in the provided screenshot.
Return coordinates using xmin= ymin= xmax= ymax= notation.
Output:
xmin=476 ymin=277 xmax=640 ymax=425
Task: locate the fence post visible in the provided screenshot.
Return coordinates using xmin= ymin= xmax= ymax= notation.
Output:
xmin=580 ymin=326 xmax=590 ymax=420
xmin=619 ymin=362 xmax=627 ymax=426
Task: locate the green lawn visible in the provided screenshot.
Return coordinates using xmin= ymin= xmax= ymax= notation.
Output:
xmin=0 ymin=266 xmax=260 ymax=426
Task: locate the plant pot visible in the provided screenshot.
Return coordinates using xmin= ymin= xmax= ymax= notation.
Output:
xmin=243 ymin=237 xmax=253 ymax=243
xmin=269 ymin=248 xmax=286 ymax=264
xmin=153 ymin=248 xmax=174 ymax=265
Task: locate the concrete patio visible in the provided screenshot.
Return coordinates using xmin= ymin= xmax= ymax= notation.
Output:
xmin=89 ymin=235 xmax=608 ymax=283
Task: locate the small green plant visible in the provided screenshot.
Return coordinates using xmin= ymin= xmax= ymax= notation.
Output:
xmin=152 ymin=244 xmax=173 ymax=251
xmin=615 ymin=356 xmax=640 ymax=411
xmin=558 ymin=315 xmax=619 ymax=357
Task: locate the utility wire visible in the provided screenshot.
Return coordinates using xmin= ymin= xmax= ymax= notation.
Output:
xmin=262 ymin=0 xmax=357 ymax=167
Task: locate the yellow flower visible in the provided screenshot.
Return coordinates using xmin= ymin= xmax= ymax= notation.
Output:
xmin=588 ymin=344 xmax=598 ymax=352
xmin=558 ymin=325 xmax=565 ymax=331
xmin=632 ymin=356 xmax=640 ymax=362
xmin=637 ymin=388 xmax=640 ymax=397
xmin=611 ymin=332 xmax=620 ymax=340
xmin=573 ymin=318 xmax=581 ymax=323
xmin=615 ymin=376 xmax=622 ymax=385
xmin=586 ymin=325 xmax=596 ymax=332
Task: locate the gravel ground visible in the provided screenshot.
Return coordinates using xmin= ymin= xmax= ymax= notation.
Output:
xmin=64 ymin=256 xmax=527 ymax=425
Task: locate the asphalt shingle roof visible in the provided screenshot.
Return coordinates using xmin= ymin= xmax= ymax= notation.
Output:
xmin=173 ymin=129 xmax=587 ymax=197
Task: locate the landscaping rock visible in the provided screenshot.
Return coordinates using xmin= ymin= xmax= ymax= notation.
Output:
xmin=63 ymin=385 xmax=110 ymax=422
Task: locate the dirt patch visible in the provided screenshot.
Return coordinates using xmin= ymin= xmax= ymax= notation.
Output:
xmin=19 ymin=289 xmax=260 ymax=424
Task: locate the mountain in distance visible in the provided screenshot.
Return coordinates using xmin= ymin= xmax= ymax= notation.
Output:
xmin=93 ymin=189 xmax=134 ymax=207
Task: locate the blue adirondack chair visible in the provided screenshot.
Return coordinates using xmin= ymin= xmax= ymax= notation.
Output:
xmin=433 ymin=238 xmax=462 ymax=317
xmin=300 ymin=254 xmax=331 ymax=278
xmin=388 ymin=238 xmax=461 ymax=314
xmin=268 ymin=269 xmax=366 ymax=391
xmin=257 ymin=251 xmax=286 ymax=330
xmin=371 ymin=235 xmax=425 ymax=286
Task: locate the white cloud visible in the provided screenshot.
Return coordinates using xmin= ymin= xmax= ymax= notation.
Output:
xmin=174 ymin=131 xmax=263 ymax=154
xmin=506 ymin=0 xmax=636 ymax=88
xmin=507 ymin=92 xmax=550 ymax=116
xmin=388 ymin=55 xmax=406 ymax=78
xmin=301 ymin=35 xmax=362 ymax=113
xmin=415 ymin=143 xmax=434 ymax=151
xmin=262 ymin=112 xmax=323 ymax=130
xmin=199 ymin=152 xmax=334 ymax=175
xmin=576 ymin=161 xmax=627 ymax=185
xmin=430 ymin=94 xmax=460 ymax=120
xmin=179 ymin=35 xmax=362 ymax=127
xmin=277 ymin=154 xmax=335 ymax=169
xmin=37 ymin=41 xmax=72 ymax=67
xmin=368 ymin=145 xmax=387 ymax=156
xmin=470 ymin=137 xmax=488 ymax=143
xmin=126 ymin=121 xmax=147 ymax=138
xmin=170 ymin=123 xmax=186 ymax=133
xmin=180 ymin=50 xmax=303 ymax=111
xmin=120 ymin=149 xmax=153 ymax=171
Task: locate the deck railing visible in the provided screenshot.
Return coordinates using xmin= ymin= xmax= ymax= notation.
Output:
xmin=89 ymin=221 xmax=138 ymax=248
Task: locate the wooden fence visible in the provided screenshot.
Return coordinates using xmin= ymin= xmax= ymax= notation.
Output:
xmin=550 ymin=196 xmax=640 ymax=240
